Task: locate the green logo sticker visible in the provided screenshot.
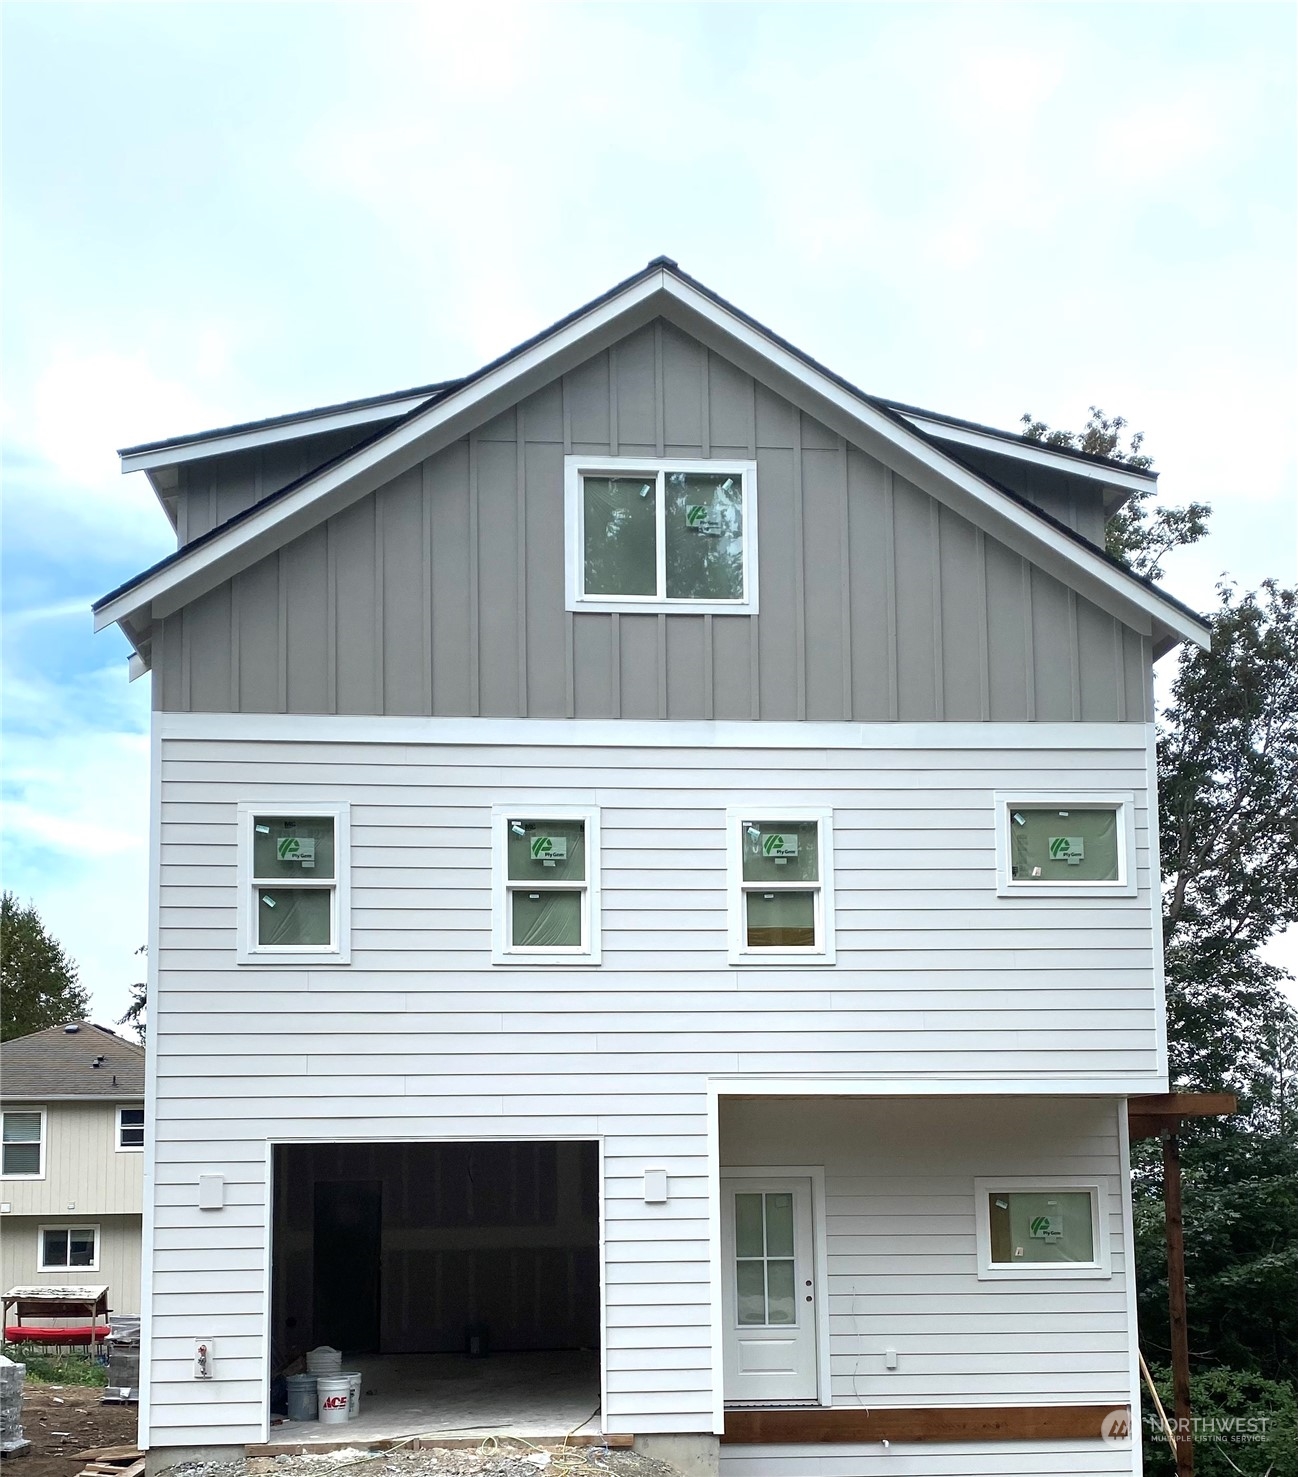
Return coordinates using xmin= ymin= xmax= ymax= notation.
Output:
xmin=1048 ymin=836 xmax=1085 ymax=863
xmin=276 ymin=836 xmax=316 ymax=864
xmin=761 ymin=832 xmax=799 ymax=859
xmin=1029 ymin=1214 xmax=1062 ymax=1241
xmin=530 ymin=835 xmax=568 ymax=862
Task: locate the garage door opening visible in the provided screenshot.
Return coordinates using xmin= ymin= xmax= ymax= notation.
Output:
xmin=270 ymin=1140 xmax=601 ymax=1442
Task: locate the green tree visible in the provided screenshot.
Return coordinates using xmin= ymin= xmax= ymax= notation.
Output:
xmin=118 ymin=951 xmax=147 ymax=1044
xmin=0 ymin=893 xmax=90 ymax=1040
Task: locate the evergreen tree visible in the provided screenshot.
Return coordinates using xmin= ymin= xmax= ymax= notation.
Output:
xmin=0 ymin=893 xmax=90 ymax=1040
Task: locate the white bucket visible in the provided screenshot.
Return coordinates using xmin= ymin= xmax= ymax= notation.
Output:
xmin=341 ymin=1371 xmax=361 ymax=1420
xmin=316 ymin=1374 xmax=351 ymax=1425
xmin=306 ymin=1346 xmax=342 ymax=1374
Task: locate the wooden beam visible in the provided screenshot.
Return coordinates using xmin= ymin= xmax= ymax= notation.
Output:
xmin=1164 ymin=1130 xmax=1194 ymax=1477
xmin=1129 ymin=1093 xmax=1236 ymax=1118
xmin=722 ymin=1405 xmax=1127 ymax=1444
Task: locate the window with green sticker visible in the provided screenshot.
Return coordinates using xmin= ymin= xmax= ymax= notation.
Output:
xmin=567 ymin=458 xmax=757 ymax=613
xmin=239 ymin=804 xmax=350 ymax=963
xmin=975 ymin=1179 xmax=1109 ymax=1278
xmin=495 ymin=810 xmax=601 ymax=963
xmin=999 ymin=798 xmax=1132 ymax=894
xmin=730 ymin=813 xmax=834 ymax=961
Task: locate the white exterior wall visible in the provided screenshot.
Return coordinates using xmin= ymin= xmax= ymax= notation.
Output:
xmin=142 ymin=715 xmax=1163 ymax=1449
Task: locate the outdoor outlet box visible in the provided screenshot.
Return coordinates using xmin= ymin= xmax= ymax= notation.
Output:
xmin=198 ymin=1174 xmax=224 ymax=1210
xmin=194 ymin=1339 xmax=214 ymax=1379
xmin=643 ymin=1168 xmax=668 ymax=1204
xmin=884 ymin=1348 xmax=898 ymax=1370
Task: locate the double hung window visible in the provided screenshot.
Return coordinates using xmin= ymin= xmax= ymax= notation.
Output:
xmin=492 ymin=806 xmax=601 ymax=964
xmin=237 ymin=803 xmax=351 ymax=964
xmin=566 ymin=457 xmax=758 ymax=613
xmin=727 ymin=809 xmax=835 ymax=964
xmin=2 ymin=1109 xmax=43 ymax=1177
xmin=117 ymin=1106 xmax=145 ymax=1151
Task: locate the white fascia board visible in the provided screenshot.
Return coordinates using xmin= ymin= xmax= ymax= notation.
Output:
xmin=705 ymin=1077 xmax=1166 ymax=1098
xmin=94 ymin=272 xmax=668 ymax=633
xmin=656 ymin=278 xmax=1208 ymax=651
xmin=157 ymin=711 xmax=1153 ymax=750
xmin=118 ymin=394 xmax=434 ymax=474
xmin=896 ymin=412 xmax=1154 ymax=498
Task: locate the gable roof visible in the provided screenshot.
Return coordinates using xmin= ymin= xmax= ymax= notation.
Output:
xmin=1 ymin=1021 xmax=145 ymax=1101
xmin=94 ymin=258 xmax=1208 ymax=664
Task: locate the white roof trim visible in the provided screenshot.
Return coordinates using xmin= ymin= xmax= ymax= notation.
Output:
xmin=895 ymin=412 xmax=1156 ymax=493
xmin=119 ymin=393 xmax=436 ymax=474
xmin=95 ymin=266 xmax=1208 ymax=655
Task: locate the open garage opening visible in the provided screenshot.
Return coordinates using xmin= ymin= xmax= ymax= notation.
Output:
xmin=270 ymin=1139 xmax=602 ymax=1443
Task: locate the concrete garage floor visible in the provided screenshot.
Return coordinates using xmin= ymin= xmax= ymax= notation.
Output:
xmin=269 ymin=1351 xmax=603 ymax=1448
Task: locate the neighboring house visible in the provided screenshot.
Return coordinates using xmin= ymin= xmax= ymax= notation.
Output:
xmin=94 ymin=259 xmax=1209 ymax=1476
xmin=1 ymin=1022 xmax=145 ymax=1316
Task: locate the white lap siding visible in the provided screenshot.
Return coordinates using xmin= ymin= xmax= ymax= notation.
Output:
xmin=145 ymin=723 xmax=1158 ymax=1447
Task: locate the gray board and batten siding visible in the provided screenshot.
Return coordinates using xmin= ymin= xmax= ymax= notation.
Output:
xmin=153 ymin=321 xmax=1152 ymax=724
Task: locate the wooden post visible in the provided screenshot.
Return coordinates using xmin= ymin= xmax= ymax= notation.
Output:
xmin=1163 ymin=1129 xmax=1194 ymax=1477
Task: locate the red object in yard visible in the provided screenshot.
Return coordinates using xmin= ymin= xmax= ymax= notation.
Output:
xmin=4 ymin=1324 xmax=109 ymax=1343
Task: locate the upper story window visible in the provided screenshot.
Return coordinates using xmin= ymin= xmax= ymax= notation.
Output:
xmin=994 ymin=792 xmax=1137 ymax=898
xmin=2 ymin=1109 xmax=44 ymax=1178
xmin=491 ymin=805 xmax=602 ymax=965
xmin=117 ymin=1105 xmax=145 ymax=1152
xmin=727 ymin=808 xmax=836 ymax=966
xmin=237 ymin=802 xmax=352 ymax=965
xmin=565 ymin=456 xmax=759 ymax=614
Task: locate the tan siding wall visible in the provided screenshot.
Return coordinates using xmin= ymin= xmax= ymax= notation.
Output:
xmin=1 ymin=1101 xmax=144 ymax=1216
xmin=154 ymin=323 xmax=1150 ymax=724
xmin=1 ymin=1214 xmax=142 ymax=1316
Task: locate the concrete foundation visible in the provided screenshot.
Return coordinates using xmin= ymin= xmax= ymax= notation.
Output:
xmin=145 ymin=1446 xmax=245 ymax=1475
xmin=633 ymin=1433 xmax=720 ymax=1477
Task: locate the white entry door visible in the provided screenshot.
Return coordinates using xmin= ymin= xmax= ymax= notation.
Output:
xmin=721 ymin=1176 xmax=819 ymax=1402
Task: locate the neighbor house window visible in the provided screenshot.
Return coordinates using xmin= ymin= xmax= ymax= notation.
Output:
xmin=974 ymin=1178 xmax=1110 ymax=1279
xmin=994 ymin=793 xmax=1136 ymax=897
xmin=2 ymin=1109 xmax=44 ymax=1177
xmin=492 ymin=806 xmax=601 ymax=965
xmin=237 ymin=803 xmax=351 ymax=964
xmin=39 ymin=1225 xmax=99 ymax=1272
xmin=117 ymin=1106 xmax=145 ymax=1151
xmin=565 ymin=456 xmax=758 ymax=614
xmin=727 ymin=808 xmax=835 ymax=965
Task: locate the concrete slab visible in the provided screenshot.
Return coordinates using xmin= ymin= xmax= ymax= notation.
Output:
xmin=266 ymin=1351 xmax=602 ymax=1449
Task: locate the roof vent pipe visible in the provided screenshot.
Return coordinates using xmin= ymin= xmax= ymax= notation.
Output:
xmin=64 ymin=1023 xmax=80 ymax=1033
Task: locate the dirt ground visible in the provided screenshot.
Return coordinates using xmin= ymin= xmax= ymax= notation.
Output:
xmin=5 ymin=1382 xmax=137 ymax=1477
xmin=4 ymin=1388 xmax=681 ymax=1477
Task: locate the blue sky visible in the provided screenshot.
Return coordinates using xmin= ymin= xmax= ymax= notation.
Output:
xmin=3 ymin=1 xmax=1295 ymax=1026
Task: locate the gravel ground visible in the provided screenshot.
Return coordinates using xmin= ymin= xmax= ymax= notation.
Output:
xmin=168 ymin=1445 xmax=680 ymax=1477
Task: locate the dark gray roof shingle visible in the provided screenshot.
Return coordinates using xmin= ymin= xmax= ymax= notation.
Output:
xmin=1 ymin=1022 xmax=145 ymax=1100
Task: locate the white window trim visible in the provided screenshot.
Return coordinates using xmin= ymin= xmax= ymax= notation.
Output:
xmin=37 ymin=1222 xmax=101 ymax=1273
xmin=1 ymin=1106 xmax=46 ymax=1180
xmin=726 ymin=806 xmax=836 ymax=966
xmin=564 ymin=455 xmax=759 ymax=615
xmin=116 ymin=1104 xmax=145 ymax=1153
xmin=491 ymin=803 xmax=602 ymax=966
xmin=993 ymin=790 xmax=1138 ymax=898
xmin=973 ymin=1176 xmax=1111 ymax=1280
xmin=236 ymin=801 xmax=352 ymax=965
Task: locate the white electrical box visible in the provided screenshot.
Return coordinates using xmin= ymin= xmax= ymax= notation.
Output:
xmin=884 ymin=1348 xmax=898 ymax=1370
xmin=643 ymin=1168 xmax=668 ymax=1204
xmin=198 ymin=1174 xmax=224 ymax=1210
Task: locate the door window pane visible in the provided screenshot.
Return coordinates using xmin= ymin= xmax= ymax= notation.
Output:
xmin=766 ymin=1259 xmax=795 ymax=1325
xmin=257 ymin=888 xmax=332 ymax=947
xmin=736 ymin=1259 xmax=766 ymax=1325
xmin=735 ymin=1193 xmax=764 ymax=1258
xmin=252 ymin=816 xmax=336 ymax=879
xmin=664 ymin=472 xmax=745 ymax=600
xmin=764 ymin=1193 xmax=794 ymax=1257
xmin=511 ymin=891 xmax=582 ymax=948
xmin=583 ymin=476 xmax=658 ymax=596
xmin=746 ymin=892 xmax=816 ymax=948
xmin=1009 ymin=808 xmax=1119 ymax=883
xmin=988 ymin=1191 xmax=1096 ymax=1265
xmin=506 ymin=820 xmax=586 ymax=881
